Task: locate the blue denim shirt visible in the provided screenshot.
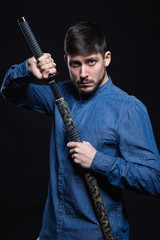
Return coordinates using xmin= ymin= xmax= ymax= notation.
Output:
xmin=1 ymin=60 xmax=160 ymax=240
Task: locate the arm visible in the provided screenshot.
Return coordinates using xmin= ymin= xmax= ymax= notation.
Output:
xmin=1 ymin=54 xmax=57 ymax=114
xmin=91 ymin=103 xmax=160 ymax=195
xmin=68 ymin=103 xmax=160 ymax=196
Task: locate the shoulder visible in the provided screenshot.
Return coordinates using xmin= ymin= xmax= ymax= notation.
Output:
xmin=57 ymin=80 xmax=78 ymax=98
xmin=27 ymin=80 xmax=75 ymax=102
xmin=57 ymin=80 xmax=72 ymax=91
xmin=101 ymin=79 xmax=148 ymax=126
xmin=109 ymin=80 xmax=147 ymax=113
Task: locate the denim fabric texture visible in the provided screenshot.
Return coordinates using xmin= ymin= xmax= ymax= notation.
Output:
xmin=1 ymin=60 xmax=160 ymax=240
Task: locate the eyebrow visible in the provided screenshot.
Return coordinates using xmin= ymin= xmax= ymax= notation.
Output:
xmin=69 ymin=60 xmax=81 ymax=65
xmin=85 ymin=57 xmax=99 ymax=62
xmin=69 ymin=56 xmax=99 ymax=64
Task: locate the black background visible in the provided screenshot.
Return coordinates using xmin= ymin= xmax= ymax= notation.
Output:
xmin=0 ymin=0 xmax=160 ymax=239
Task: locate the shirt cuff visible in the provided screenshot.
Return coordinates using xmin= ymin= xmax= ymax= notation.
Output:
xmin=25 ymin=59 xmax=33 ymax=77
xmin=90 ymin=151 xmax=110 ymax=175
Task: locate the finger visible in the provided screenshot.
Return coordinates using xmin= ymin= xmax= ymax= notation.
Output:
xmin=72 ymin=154 xmax=79 ymax=162
xmin=42 ymin=69 xmax=50 ymax=79
xmin=43 ymin=53 xmax=51 ymax=58
xmin=73 ymin=157 xmax=81 ymax=166
xmin=48 ymin=68 xmax=57 ymax=75
xmin=37 ymin=58 xmax=56 ymax=68
xmin=41 ymin=66 xmax=57 ymax=78
xmin=39 ymin=63 xmax=56 ymax=73
xmin=69 ymin=149 xmax=74 ymax=154
xmin=71 ymin=153 xmax=78 ymax=160
xmin=28 ymin=56 xmax=37 ymax=65
xmin=38 ymin=53 xmax=51 ymax=62
xmin=67 ymin=142 xmax=80 ymax=148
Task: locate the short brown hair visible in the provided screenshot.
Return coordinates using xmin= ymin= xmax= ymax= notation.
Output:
xmin=64 ymin=21 xmax=107 ymax=57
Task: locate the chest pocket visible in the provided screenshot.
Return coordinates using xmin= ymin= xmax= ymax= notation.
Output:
xmin=79 ymin=125 xmax=118 ymax=157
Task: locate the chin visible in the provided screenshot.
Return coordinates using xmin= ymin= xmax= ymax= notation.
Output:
xmin=79 ymin=87 xmax=96 ymax=97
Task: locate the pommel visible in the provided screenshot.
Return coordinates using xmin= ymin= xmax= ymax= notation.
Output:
xmin=17 ymin=17 xmax=26 ymax=24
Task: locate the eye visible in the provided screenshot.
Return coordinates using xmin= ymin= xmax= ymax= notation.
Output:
xmin=70 ymin=61 xmax=80 ymax=68
xmin=87 ymin=59 xmax=97 ymax=66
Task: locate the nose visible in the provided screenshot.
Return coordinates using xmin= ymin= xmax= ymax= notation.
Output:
xmin=80 ymin=65 xmax=88 ymax=79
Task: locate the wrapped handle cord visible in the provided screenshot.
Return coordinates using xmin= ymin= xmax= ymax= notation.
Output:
xmin=17 ymin=17 xmax=115 ymax=240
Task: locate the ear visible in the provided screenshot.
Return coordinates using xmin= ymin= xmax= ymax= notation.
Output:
xmin=104 ymin=51 xmax=111 ymax=67
xmin=64 ymin=55 xmax=68 ymax=65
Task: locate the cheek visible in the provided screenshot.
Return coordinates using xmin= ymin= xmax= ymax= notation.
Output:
xmin=92 ymin=65 xmax=105 ymax=79
xmin=69 ymin=68 xmax=79 ymax=80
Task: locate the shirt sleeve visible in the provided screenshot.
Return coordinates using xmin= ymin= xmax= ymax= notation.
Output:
xmin=90 ymin=102 xmax=160 ymax=196
xmin=1 ymin=60 xmax=54 ymax=115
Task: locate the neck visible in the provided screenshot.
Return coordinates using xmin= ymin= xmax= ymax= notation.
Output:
xmin=99 ymin=71 xmax=108 ymax=88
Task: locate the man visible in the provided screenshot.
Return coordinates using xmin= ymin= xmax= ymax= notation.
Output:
xmin=1 ymin=21 xmax=160 ymax=240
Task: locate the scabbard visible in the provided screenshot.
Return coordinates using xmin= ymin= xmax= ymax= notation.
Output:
xmin=55 ymin=98 xmax=115 ymax=240
xmin=17 ymin=17 xmax=115 ymax=240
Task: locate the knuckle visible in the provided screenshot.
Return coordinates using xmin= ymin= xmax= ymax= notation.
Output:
xmin=40 ymin=65 xmax=45 ymax=71
xmin=38 ymin=55 xmax=44 ymax=62
xmin=50 ymin=69 xmax=57 ymax=75
xmin=75 ymin=147 xmax=79 ymax=153
xmin=49 ymin=63 xmax=53 ymax=68
xmin=76 ymin=142 xmax=80 ymax=147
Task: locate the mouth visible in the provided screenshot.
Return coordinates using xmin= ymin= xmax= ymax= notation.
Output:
xmin=77 ymin=81 xmax=94 ymax=88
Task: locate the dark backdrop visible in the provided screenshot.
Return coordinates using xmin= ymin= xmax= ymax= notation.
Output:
xmin=0 ymin=1 xmax=160 ymax=239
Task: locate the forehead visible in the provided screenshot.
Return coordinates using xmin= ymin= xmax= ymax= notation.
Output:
xmin=67 ymin=53 xmax=102 ymax=62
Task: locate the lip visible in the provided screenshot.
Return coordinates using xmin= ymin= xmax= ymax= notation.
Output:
xmin=78 ymin=82 xmax=93 ymax=87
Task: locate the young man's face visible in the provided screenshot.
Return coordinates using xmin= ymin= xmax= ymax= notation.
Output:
xmin=65 ymin=52 xmax=111 ymax=96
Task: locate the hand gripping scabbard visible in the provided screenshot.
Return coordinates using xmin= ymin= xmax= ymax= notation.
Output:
xmin=17 ymin=17 xmax=115 ymax=240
